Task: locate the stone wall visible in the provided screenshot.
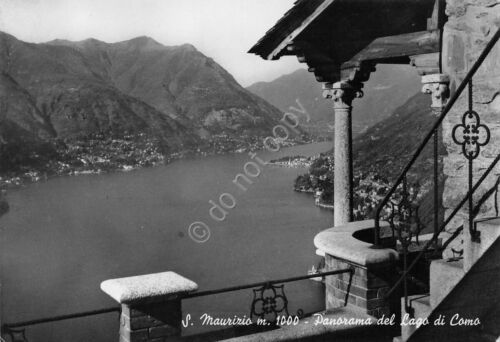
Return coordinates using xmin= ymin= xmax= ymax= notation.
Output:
xmin=441 ymin=0 xmax=500 ymax=255
xmin=101 ymin=271 xmax=198 ymax=342
xmin=119 ymin=301 xmax=182 ymax=342
xmin=325 ymin=255 xmax=397 ymax=318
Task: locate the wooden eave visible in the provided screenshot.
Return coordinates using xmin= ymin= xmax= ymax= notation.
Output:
xmin=249 ymin=0 xmax=334 ymax=61
xmin=250 ymin=0 xmax=445 ymax=83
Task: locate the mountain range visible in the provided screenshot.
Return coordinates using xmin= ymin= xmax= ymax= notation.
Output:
xmin=0 ymin=32 xmax=285 ymax=182
xmin=0 ymin=32 xmax=285 ymax=142
xmin=0 ymin=31 xmax=431 ymax=189
xmin=247 ymin=66 xmax=422 ymax=137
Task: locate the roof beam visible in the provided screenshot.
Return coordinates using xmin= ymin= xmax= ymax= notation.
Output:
xmin=346 ymin=30 xmax=440 ymax=65
xmin=265 ymin=0 xmax=334 ymax=60
xmin=298 ymin=30 xmax=440 ymax=83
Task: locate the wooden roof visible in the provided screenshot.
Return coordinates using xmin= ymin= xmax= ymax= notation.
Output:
xmin=249 ymin=0 xmax=334 ymax=61
xmin=249 ymin=0 xmax=445 ymax=83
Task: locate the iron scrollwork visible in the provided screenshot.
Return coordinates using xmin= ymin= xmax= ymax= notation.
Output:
xmin=3 ymin=327 xmax=28 ymax=342
xmin=452 ymin=110 xmax=490 ymax=160
xmin=383 ymin=179 xmax=424 ymax=247
xmin=452 ymin=94 xmax=491 ymax=242
xmin=250 ymin=283 xmax=289 ymax=323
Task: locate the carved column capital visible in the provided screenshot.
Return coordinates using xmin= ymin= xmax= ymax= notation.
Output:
xmin=422 ymin=74 xmax=450 ymax=110
xmin=323 ymin=81 xmax=364 ymax=110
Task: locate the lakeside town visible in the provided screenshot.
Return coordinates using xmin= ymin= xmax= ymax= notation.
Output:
xmin=284 ymin=153 xmax=427 ymax=222
xmin=0 ymin=133 xmax=312 ymax=189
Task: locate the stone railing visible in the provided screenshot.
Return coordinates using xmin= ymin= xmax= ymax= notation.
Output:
xmin=98 ymin=220 xmax=401 ymax=342
xmin=314 ymin=220 xmax=399 ymax=318
xmin=101 ymin=271 xmax=198 ymax=342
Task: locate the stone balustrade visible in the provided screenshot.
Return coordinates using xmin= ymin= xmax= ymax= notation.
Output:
xmin=101 ymin=271 xmax=198 ymax=342
xmin=314 ymin=220 xmax=399 ymax=318
xmin=100 ymin=221 xmax=402 ymax=341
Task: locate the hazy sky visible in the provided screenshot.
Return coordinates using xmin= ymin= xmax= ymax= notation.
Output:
xmin=0 ymin=0 xmax=304 ymax=86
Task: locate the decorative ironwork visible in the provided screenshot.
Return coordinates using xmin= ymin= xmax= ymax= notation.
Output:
xmin=380 ymin=28 xmax=500 ymax=304
xmin=451 ymin=247 xmax=464 ymax=259
xmin=1 ymin=307 xmax=120 ymax=342
xmin=1 ymin=268 xmax=353 ymax=341
xmin=384 ymin=179 xmax=424 ymax=246
xmin=250 ymin=283 xmax=289 ymax=323
xmin=382 ymin=178 xmax=425 ymax=315
xmin=296 ymin=309 xmax=305 ymax=319
xmin=4 ymin=328 xmax=28 ymax=342
xmin=452 ymin=81 xmax=491 ymax=242
xmin=452 ymin=110 xmax=490 ymax=160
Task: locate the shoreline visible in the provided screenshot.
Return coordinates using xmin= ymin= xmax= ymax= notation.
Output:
xmin=0 ymin=139 xmax=319 ymax=190
xmin=316 ymin=201 xmax=334 ymax=210
xmin=294 ymin=188 xmax=334 ymax=210
xmin=0 ymin=149 xmax=229 ymax=190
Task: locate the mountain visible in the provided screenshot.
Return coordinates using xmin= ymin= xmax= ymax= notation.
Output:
xmin=247 ymin=66 xmax=422 ymax=137
xmin=0 ymin=32 xmax=282 ymax=142
xmin=354 ymin=92 xmax=442 ymax=177
xmin=354 ymin=91 xmax=445 ymax=231
xmin=300 ymin=92 xmax=442 ymax=184
xmin=0 ymin=32 xmax=284 ymax=184
xmin=294 ymin=92 xmax=445 ymax=231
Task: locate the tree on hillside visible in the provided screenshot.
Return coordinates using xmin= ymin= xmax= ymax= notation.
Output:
xmin=0 ymin=190 xmax=9 ymax=218
xmin=294 ymin=174 xmax=312 ymax=190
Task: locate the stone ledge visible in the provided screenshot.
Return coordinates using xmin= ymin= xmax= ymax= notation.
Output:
xmin=314 ymin=220 xmax=398 ymax=267
xmin=421 ymin=73 xmax=450 ymax=83
xmin=101 ymin=271 xmax=198 ymax=304
xmin=219 ymin=308 xmax=381 ymax=342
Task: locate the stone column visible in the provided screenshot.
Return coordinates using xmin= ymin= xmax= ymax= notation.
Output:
xmin=422 ymin=74 xmax=450 ymax=240
xmin=421 ymin=74 xmax=450 ymax=115
xmin=323 ymin=81 xmax=363 ymax=226
xmin=101 ymin=271 xmax=198 ymax=342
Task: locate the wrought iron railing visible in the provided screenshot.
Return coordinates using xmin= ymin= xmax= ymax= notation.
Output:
xmin=1 ymin=268 xmax=353 ymax=342
xmin=373 ymin=28 xmax=500 ymax=315
xmin=386 ymin=152 xmax=500 ymax=304
xmin=1 ymin=307 xmax=120 ymax=342
xmin=182 ymin=268 xmax=354 ymax=323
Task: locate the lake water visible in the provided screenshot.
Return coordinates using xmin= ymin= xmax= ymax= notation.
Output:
xmin=1 ymin=142 xmax=334 ymax=341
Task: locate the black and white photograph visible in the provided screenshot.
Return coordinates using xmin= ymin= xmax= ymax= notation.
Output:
xmin=0 ymin=0 xmax=499 ymax=341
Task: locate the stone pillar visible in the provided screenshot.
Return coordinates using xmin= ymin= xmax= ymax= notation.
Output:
xmin=101 ymin=271 xmax=198 ymax=342
xmin=323 ymin=81 xmax=363 ymax=226
xmin=422 ymin=74 xmax=450 ymax=239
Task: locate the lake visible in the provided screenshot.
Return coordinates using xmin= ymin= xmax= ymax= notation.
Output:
xmin=0 ymin=142 xmax=334 ymax=341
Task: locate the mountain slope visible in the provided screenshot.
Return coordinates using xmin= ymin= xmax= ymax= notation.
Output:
xmin=0 ymin=32 xmax=285 ymax=184
xmin=45 ymin=35 xmax=282 ymax=137
xmin=295 ymin=92 xmax=445 ymax=230
xmin=0 ymin=32 xmax=283 ymax=143
xmin=353 ymin=92 xmax=443 ymax=179
xmin=0 ymin=72 xmax=55 ymax=141
xmin=247 ymin=66 xmax=421 ymax=136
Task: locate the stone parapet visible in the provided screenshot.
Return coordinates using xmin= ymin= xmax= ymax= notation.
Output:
xmin=314 ymin=220 xmax=399 ymax=318
xmin=314 ymin=220 xmax=398 ymax=266
xmin=324 ymin=255 xmax=395 ymax=318
xmin=101 ymin=271 xmax=198 ymax=342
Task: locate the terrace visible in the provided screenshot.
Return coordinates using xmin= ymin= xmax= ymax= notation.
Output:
xmin=2 ymin=1 xmax=500 ymax=341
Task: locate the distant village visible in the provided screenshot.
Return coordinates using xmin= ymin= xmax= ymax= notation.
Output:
xmin=291 ymin=154 xmax=425 ymax=221
xmin=0 ymin=132 xmax=312 ymax=188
